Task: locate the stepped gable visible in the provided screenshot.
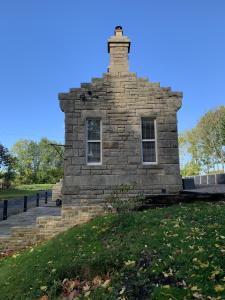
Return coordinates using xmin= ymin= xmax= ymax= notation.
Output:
xmin=59 ymin=26 xmax=183 ymax=206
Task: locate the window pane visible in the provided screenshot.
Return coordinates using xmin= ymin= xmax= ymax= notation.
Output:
xmin=142 ymin=141 xmax=156 ymax=162
xmin=87 ymin=119 xmax=100 ymax=140
xmin=142 ymin=118 xmax=155 ymax=139
xmin=87 ymin=142 xmax=101 ymax=163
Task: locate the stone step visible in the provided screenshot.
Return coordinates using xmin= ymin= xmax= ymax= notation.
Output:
xmin=0 ymin=205 xmax=107 ymax=252
xmin=36 ymin=215 xmax=62 ymax=225
xmin=11 ymin=226 xmax=39 ymax=237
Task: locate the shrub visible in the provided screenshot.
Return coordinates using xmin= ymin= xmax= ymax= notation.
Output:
xmin=105 ymin=183 xmax=144 ymax=215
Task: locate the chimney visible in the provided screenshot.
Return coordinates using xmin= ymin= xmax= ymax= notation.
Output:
xmin=108 ymin=26 xmax=131 ymax=73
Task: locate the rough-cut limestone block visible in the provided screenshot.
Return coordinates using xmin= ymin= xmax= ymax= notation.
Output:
xmin=52 ymin=179 xmax=63 ymax=201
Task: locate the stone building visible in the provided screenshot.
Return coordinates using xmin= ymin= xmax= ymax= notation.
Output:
xmin=59 ymin=26 xmax=182 ymax=205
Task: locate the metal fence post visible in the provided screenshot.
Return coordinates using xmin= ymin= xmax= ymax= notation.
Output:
xmin=36 ymin=193 xmax=39 ymax=207
xmin=24 ymin=196 xmax=27 ymax=212
xmin=45 ymin=191 xmax=48 ymax=204
xmin=3 ymin=200 xmax=8 ymax=220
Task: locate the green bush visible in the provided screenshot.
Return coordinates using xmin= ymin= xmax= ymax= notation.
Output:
xmin=105 ymin=183 xmax=144 ymax=215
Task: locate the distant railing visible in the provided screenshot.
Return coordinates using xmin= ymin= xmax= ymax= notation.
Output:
xmin=0 ymin=190 xmax=52 ymax=221
xmin=182 ymin=173 xmax=225 ymax=189
xmin=193 ymin=173 xmax=225 ymax=185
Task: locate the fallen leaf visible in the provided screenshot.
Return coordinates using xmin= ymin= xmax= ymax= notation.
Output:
xmin=83 ymin=283 xmax=91 ymax=291
xmin=191 ymin=286 xmax=199 ymax=291
xmin=162 ymin=285 xmax=170 ymax=289
xmin=209 ymin=270 xmax=220 ymax=280
xmin=119 ymin=287 xmax=126 ymax=294
xmin=199 ymin=261 xmax=209 ymax=268
xmin=40 ymin=286 xmax=48 ymax=292
xmin=193 ymin=292 xmax=203 ymax=299
xmin=84 ymin=290 xmax=91 ymax=297
xmin=214 ymin=285 xmax=225 ymax=292
xmin=92 ymin=275 xmax=102 ymax=286
xmin=102 ymin=279 xmax=111 ymax=288
xmin=124 ymin=260 xmax=136 ymax=267
xmin=40 ymin=296 xmax=48 ymax=300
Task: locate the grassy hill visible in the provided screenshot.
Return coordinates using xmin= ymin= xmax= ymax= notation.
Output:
xmin=0 ymin=202 xmax=225 ymax=299
xmin=0 ymin=184 xmax=53 ymax=199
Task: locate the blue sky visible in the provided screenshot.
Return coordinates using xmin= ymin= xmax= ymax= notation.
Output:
xmin=1 ymin=0 xmax=225 ymax=149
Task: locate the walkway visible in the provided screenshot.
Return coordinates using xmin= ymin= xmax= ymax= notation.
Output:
xmin=187 ymin=184 xmax=225 ymax=194
xmin=0 ymin=202 xmax=61 ymax=236
xmin=0 ymin=191 xmax=52 ymax=220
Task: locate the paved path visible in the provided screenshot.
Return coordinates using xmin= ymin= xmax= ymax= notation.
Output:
xmin=0 ymin=203 xmax=61 ymax=236
xmin=186 ymin=184 xmax=225 ymax=194
xmin=0 ymin=191 xmax=52 ymax=220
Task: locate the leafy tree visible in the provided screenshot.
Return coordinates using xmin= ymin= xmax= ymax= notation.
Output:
xmin=181 ymin=160 xmax=201 ymax=177
xmin=178 ymin=134 xmax=187 ymax=170
xmin=0 ymin=143 xmax=16 ymax=188
xmin=196 ymin=106 xmax=225 ymax=171
xmin=12 ymin=138 xmax=63 ymax=184
xmin=12 ymin=140 xmax=39 ymax=184
xmin=220 ymin=111 xmax=225 ymax=151
xmin=179 ymin=106 xmax=225 ymax=174
xmin=37 ymin=138 xmax=63 ymax=183
xmin=179 ymin=130 xmax=202 ymax=173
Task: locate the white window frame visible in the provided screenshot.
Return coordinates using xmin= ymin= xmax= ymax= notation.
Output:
xmin=141 ymin=118 xmax=158 ymax=165
xmin=86 ymin=118 xmax=102 ymax=165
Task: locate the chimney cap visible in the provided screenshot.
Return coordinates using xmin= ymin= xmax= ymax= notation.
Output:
xmin=108 ymin=26 xmax=130 ymax=53
xmin=115 ymin=25 xmax=123 ymax=34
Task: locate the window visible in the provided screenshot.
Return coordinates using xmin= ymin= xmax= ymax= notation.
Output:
xmin=86 ymin=119 xmax=101 ymax=164
xmin=141 ymin=118 xmax=157 ymax=164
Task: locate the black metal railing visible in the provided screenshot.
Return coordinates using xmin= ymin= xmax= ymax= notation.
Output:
xmin=0 ymin=190 xmax=52 ymax=221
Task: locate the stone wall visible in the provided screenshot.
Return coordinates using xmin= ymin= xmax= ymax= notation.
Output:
xmin=0 ymin=205 xmax=105 ymax=252
xmin=52 ymin=179 xmax=63 ymax=201
xmin=59 ymin=72 xmax=182 ymax=205
xmin=59 ymin=27 xmax=183 ymax=206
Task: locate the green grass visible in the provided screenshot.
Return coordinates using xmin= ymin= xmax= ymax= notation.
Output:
xmin=0 ymin=184 xmax=53 ymax=199
xmin=1 ymin=202 xmax=225 ymax=299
